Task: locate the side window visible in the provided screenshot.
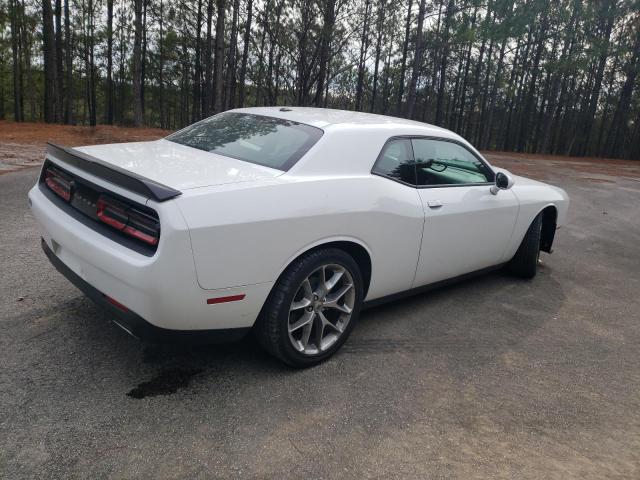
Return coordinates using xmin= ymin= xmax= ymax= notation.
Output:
xmin=412 ymin=139 xmax=494 ymax=186
xmin=372 ymin=139 xmax=416 ymax=185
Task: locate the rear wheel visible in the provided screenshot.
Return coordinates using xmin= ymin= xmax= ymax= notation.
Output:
xmin=508 ymin=213 xmax=542 ymax=279
xmin=255 ymin=248 xmax=363 ymax=368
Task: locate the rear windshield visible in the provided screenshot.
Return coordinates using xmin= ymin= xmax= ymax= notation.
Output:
xmin=166 ymin=112 xmax=323 ymax=171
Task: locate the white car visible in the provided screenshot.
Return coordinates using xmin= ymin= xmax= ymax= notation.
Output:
xmin=29 ymin=107 xmax=569 ymax=367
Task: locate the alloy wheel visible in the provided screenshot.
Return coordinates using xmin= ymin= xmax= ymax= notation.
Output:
xmin=287 ymin=264 xmax=355 ymax=355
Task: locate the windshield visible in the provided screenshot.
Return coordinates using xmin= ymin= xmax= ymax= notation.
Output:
xmin=166 ymin=112 xmax=323 ymax=171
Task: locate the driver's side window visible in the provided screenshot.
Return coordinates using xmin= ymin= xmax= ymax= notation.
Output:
xmin=412 ymin=139 xmax=494 ymax=186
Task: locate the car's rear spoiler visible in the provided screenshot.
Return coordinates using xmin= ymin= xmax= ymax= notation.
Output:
xmin=45 ymin=142 xmax=182 ymax=202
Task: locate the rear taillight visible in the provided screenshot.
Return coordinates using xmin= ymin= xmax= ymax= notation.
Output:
xmin=123 ymin=210 xmax=160 ymax=245
xmin=96 ymin=194 xmax=160 ymax=246
xmin=96 ymin=196 xmax=128 ymax=229
xmin=44 ymin=167 xmax=72 ymax=201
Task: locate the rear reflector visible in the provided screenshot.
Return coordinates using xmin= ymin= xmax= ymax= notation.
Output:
xmin=44 ymin=167 xmax=72 ymax=201
xmin=105 ymin=295 xmax=129 ymax=312
xmin=206 ymin=294 xmax=246 ymax=305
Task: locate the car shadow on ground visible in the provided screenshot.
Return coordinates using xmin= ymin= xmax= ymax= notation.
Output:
xmin=15 ymin=264 xmax=565 ymax=400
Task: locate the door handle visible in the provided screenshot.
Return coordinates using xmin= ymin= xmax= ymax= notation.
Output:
xmin=427 ymin=200 xmax=443 ymax=209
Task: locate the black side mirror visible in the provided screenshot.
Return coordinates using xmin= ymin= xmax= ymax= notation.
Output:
xmin=491 ymin=171 xmax=514 ymax=195
xmin=496 ymin=172 xmax=509 ymax=188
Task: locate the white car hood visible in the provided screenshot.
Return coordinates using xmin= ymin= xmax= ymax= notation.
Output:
xmin=75 ymin=139 xmax=283 ymax=191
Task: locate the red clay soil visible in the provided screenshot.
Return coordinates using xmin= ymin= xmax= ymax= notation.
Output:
xmin=0 ymin=121 xmax=169 ymax=174
xmin=0 ymin=120 xmax=169 ymax=147
xmin=0 ymin=121 xmax=638 ymax=182
xmin=485 ymin=151 xmax=640 ymax=181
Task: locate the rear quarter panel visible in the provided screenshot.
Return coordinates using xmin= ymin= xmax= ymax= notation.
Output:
xmin=175 ymin=175 xmax=425 ymax=301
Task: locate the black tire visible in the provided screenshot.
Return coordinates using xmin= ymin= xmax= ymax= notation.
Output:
xmin=255 ymin=248 xmax=364 ymax=368
xmin=508 ymin=213 xmax=542 ymax=279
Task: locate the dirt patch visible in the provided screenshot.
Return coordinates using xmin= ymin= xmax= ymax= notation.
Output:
xmin=485 ymin=151 xmax=640 ymax=182
xmin=0 ymin=121 xmax=169 ymax=173
xmin=0 ymin=143 xmax=48 ymax=173
xmin=0 ymin=120 xmax=169 ymax=147
xmin=581 ymin=177 xmax=616 ymax=184
xmin=1 ymin=121 xmax=639 ymax=182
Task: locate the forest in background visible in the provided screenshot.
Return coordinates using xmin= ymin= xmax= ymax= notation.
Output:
xmin=1 ymin=0 xmax=639 ymax=159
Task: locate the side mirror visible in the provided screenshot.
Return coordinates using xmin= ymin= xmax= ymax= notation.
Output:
xmin=490 ymin=171 xmax=514 ymax=195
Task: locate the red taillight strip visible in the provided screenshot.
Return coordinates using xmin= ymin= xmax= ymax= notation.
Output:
xmin=206 ymin=294 xmax=246 ymax=305
xmin=96 ymin=197 xmax=127 ymax=230
xmin=123 ymin=225 xmax=159 ymax=246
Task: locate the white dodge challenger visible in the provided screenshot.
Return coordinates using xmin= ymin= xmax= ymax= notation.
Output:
xmin=29 ymin=107 xmax=569 ymax=367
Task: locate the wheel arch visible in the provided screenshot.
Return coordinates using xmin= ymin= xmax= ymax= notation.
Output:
xmin=274 ymin=237 xmax=373 ymax=299
xmin=539 ymin=204 xmax=558 ymax=253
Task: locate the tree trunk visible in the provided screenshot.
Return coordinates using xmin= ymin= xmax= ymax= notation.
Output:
xmin=355 ymin=0 xmax=372 ymax=111
xmin=87 ymin=0 xmax=97 ymax=126
xmin=434 ymin=0 xmax=455 ymax=126
xmin=516 ymin=6 xmax=549 ymax=152
xmin=406 ymin=0 xmax=426 ymax=118
xmin=502 ymin=27 xmax=532 ymax=151
xmin=203 ymin=0 xmax=214 ymax=115
xmin=369 ymin=0 xmax=385 ymax=112
xmin=192 ymin=0 xmax=203 ymax=121
xmin=117 ymin=9 xmax=127 ymax=124
xmin=105 ymin=0 xmax=114 ymax=124
xmin=54 ymin=0 xmax=64 ymax=121
xmin=63 ymin=0 xmax=72 ymax=123
xmin=225 ymin=0 xmax=241 ymax=109
xmin=9 ymin=0 xmax=23 ymax=122
xmin=482 ymin=37 xmax=507 ymax=149
xmin=132 ymin=0 xmax=143 ymax=126
xmin=237 ymin=0 xmax=253 ymax=107
xmin=140 ymin=0 xmax=148 ymax=117
xmin=255 ymin=0 xmax=270 ymax=106
xmin=213 ymin=0 xmax=226 ymax=113
xmin=466 ymin=7 xmax=494 ymax=140
xmin=315 ymin=0 xmax=336 ymax=107
xmin=539 ymin=0 xmax=579 ymax=153
xmin=42 ymin=0 xmax=58 ymax=122
xmin=475 ymin=31 xmax=496 ymax=145
xmin=395 ymin=0 xmax=413 ymax=115
xmin=604 ymin=28 xmax=640 ymax=158
xmin=158 ymin=0 xmax=165 ymax=128
xmin=455 ymin=5 xmax=477 ymax=132
xmin=265 ymin=1 xmax=284 ymax=106
xmin=572 ymin=2 xmax=616 ymax=156
xmin=381 ymin=50 xmax=392 ymax=114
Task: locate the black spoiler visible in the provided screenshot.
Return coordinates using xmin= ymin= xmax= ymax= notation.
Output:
xmin=45 ymin=143 xmax=181 ymax=202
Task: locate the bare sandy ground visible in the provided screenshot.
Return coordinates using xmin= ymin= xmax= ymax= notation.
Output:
xmin=0 ymin=121 xmax=168 ymax=174
xmin=1 ymin=121 xmax=637 ymax=183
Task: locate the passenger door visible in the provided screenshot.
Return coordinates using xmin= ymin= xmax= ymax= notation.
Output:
xmin=411 ymin=138 xmax=519 ymax=287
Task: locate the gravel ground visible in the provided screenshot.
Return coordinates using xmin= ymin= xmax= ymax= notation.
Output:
xmin=1 ymin=156 xmax=639 ymax=479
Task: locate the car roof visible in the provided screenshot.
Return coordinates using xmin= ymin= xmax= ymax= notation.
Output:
xmin=228 ymin=106 xmax=450 ymax=133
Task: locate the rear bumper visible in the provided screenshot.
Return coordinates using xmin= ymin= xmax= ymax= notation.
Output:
xmin=29 ymin=177 xmax=274 ymax=333
xmin=42 ymin=238 xmax=249 ymax=343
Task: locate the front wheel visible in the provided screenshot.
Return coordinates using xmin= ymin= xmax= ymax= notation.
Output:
xmin=255 ymin=248 xmax=363 ymax=368
xmin=508 ymin=213 xmax=542 ymax=279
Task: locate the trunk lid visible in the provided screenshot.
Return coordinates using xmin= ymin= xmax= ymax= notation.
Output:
xmin=75 ymin=139 xmax=284 ymax=191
